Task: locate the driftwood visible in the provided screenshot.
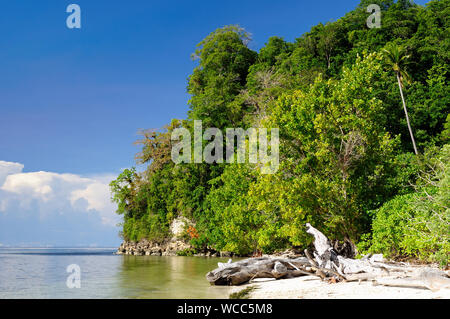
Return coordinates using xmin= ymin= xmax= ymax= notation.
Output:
xmin=206 ymin=256 xmax=312 ymax=285
xmin=206 ymin=223 xmax=450 ymax=292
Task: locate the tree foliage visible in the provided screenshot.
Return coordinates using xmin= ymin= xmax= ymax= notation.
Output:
xmin=359 ymin=145 xmax=449 ymax=265
xmin=111 ymin=1 xmax=449 ymax=263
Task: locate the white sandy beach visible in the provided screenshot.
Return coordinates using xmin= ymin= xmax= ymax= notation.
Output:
xmin=230 ymin=275 xmax=450 ymax=299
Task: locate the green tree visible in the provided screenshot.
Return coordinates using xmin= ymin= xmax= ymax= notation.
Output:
xmin=262 ymin=53 xmax=398 ymax=242
xmin=187 ymin=25 xmax=257 ymax=129
xmin=360 ymin=144 xmax=449 ymax=266
xmin=442 ymin=114 xmax=450 ymax=143
xmin=382 ymin=43 xmax=418 ymax=154
xmin=110 ymin=0 xmax=450 ymax=258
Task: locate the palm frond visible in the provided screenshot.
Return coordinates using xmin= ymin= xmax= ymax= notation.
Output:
xmin=382 ymin=43 xmax=411 ymax=87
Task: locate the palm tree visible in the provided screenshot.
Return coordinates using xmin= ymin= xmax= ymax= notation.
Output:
xmin=382 ymin=43 xmax=418 ymax=155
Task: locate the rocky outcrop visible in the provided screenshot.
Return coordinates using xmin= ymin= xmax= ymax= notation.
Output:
xmin=115 ymin=239 xmax=236 ymax=257
xmin=116 ymin=239 xmax=192 ymax=256
xmin=170 ymin=216 xmax=191 ymax=238
xmin=116 ymin=216 xmax=196 ymax=256
xmin=116 ymin=216 xmax=229 ymax=257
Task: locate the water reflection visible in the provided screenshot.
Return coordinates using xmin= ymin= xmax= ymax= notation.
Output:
xmin=117 ymin=255 xmax=232 ymax=299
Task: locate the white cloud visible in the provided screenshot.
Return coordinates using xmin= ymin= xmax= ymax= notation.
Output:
xmin=70 ymin=178 xmax=117 ymax=226
xmin=0 ymin=161 xmax=119 ymax=226
xmin=0 ymin=161 xmax=24 ymax=186
xmin=2 ymin=171 xmax=57 ymax=201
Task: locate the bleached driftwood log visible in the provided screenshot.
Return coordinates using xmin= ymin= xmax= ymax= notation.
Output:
xmin=206 ymin=256 xmax=312 ymax=285
xmin=206 ymin=223 xmax=450 ymax=291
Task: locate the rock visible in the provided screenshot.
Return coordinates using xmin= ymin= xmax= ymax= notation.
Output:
xmin=116 ymin=239 xmax=221 ymax=258
xmin=220 ymin=251 xmax=232 ymax=257
xmin=170 ymin=216 xmax=192 ymax=238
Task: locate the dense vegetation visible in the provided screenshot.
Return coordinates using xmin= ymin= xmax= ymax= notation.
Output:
xmin=110 ymin=0 xmax=449 ymax=265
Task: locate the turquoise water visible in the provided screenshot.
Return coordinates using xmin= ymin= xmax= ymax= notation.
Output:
xmin=0 ymin=248 xmax=232 ymax=299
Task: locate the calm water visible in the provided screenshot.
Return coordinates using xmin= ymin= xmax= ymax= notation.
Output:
xmin=0 ymin=248 xmax=232 ymax=299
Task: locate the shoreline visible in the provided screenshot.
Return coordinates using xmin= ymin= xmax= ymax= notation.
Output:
xmin=230 ymin=275 xmax=450 ymax=299
xmin=229 ymin=266 xmax=450 ymax=299
xmin=115 ymin=239 xmax=238 ymax=257
xmin=117 ymin=241 xmax=450 ymax=299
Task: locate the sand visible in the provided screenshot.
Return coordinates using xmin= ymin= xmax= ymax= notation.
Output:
xmin=230 ymin=275 xmax=450 ymax=299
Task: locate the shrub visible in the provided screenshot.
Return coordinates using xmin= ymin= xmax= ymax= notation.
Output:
xmin=359 ymin=145 xmax=449 ymax=266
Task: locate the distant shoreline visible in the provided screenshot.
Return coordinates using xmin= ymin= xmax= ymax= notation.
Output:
xmin=0 ymin=247 xmax=118 ymax=249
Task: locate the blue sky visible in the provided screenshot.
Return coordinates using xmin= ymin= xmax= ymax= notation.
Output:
xmin=0 ymin=0 xmax=429 ymax=246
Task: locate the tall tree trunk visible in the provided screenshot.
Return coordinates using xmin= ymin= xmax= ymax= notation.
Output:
xmin=397 ymin=73 xmax=418 ymax=155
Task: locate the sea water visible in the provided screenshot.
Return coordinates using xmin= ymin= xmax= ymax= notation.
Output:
xmin=0 ymin=248 xmax=231 ymax=299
